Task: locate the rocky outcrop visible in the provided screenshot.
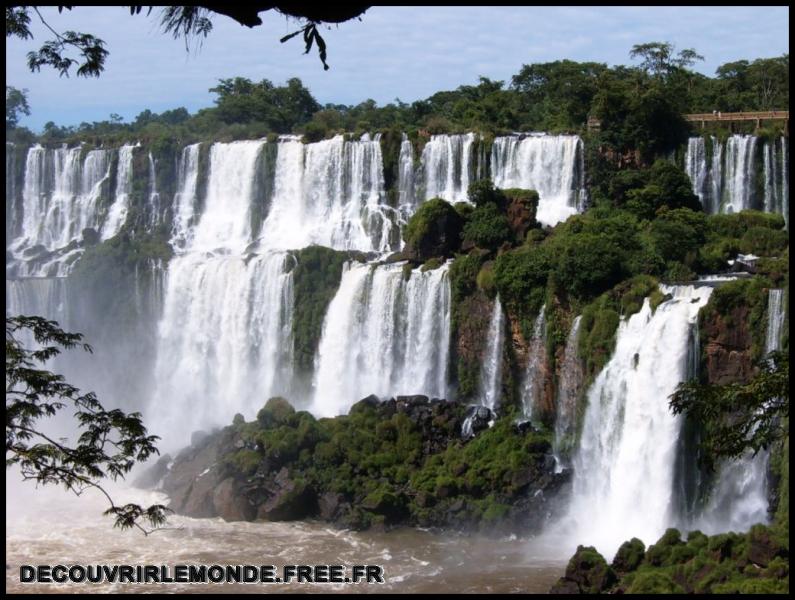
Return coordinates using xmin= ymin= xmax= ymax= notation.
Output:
xmin=402 ymin=198 xmax=464 ymax=262
xmin=503 ymin=189 xmax=538 ymax=242
xmin=159 ymin=427 xmax=256 ymax=520
xmin=550 ymin=545 xmax=617 ymax=594
xmin=153 ymin=395 xmax=567 ymax=535
xmin=452 ymin=290 xmax=493 ymax=400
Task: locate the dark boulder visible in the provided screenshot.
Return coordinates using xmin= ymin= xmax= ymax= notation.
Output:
xmin=256 ymin=468 xmax=316 ymax=521
xmin=551 ymin=545 xmax=616 ymax=594
xmin=612 ymin=537 xmax=646 ymax=574
xmin=213 ymin=476 xmax=256 ymax=522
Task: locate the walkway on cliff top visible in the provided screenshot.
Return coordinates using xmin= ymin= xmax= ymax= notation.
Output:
xmin=588 ymin=110 xmax=789 ymax=131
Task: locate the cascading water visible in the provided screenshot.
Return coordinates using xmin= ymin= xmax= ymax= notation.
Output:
xmin=6 ymin=277 xmax=70 ymax=324
xmin=170 ymin=143 xmax=201 ymax=250
xmin=461 ymin=294 xmax=504 ymax=438
xmin=311 ymin=261 xmax=451 ymax=417
xmin=685 ymin=137 xmax=709 ymax=209
xmin=490 ymin=134 xmax=585 ymax=226
xmin=397 ymin=133 xmax=416 ymax=225
xmin=190 ymin=140 xmax=265 ymax=254
xmin=763 ymin=140 xmax=778 ymax=214
xmin=562 ymin=285 xmax=713 ymax=557
xmin=684 ymin=134 xmax=792 ymax=219
xmin=766 ymin=288 xmax=786 ymax=354
xmin=260 ymin=134 xmax=397 ymax=252
xmin=101 ymin=144 xmax=136 ymax=240
xmin=152 ymin=252 xmax=294 ymax=450
xmin=694 ymin=288 xmax=786 ymax=534
xmin=144 ymin=152 xmax=161 ymax=230
xmin=521 ymin=305 xmax=547 ymax=422
xmin=781 ymin=137 xmax=789 ymax=229
xmin=723 ymin=135 xmax=758 ymax=213
xmin=478 ymin=295 xmax=505 ymax=412
xmin=151 ymin=141 xmax=294 ymax=450
xmin=710 ymin=137 xmax=724 ymax=214
xmin=553 ymin=315 xmax=583 ymax=467
xmin=10 ymin=144 xmax=113 ymax=277
xmin=6 ymin=142 xmax=18 ymax=240
xmin=417 ymin=133 xmax=476 ymax=204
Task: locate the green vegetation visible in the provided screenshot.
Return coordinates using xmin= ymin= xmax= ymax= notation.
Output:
xmin=289 ymin=246 xmax=362 ymax=377
xmin=669 ymin=351 xmax=788 ymax=471
xmin=225 ymin=397 xmax=554 ymax=531
xmin=15 ymin=42 xmax=786 ymax=158
xmin=402 ymin=198 xmax=464 ymax=261
xmin=554 ymin=526 xmax=789 ymax=594
xmin=461 ymin=201 xmax=512 ymax=251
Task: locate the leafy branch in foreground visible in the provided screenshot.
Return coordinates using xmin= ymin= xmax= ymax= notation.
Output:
xmin=6 ymin=315 xmax=171 ymax=534
xmin=669 ymin=350 xmax=789 ymax=471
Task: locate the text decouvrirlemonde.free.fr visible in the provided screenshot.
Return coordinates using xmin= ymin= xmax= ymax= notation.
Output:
xmin=19 ymin=564 xmax=386 ymax=584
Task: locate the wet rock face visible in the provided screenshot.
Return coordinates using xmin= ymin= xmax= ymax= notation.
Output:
xmin=256 ymin=468 xmax=316 ymax=521
xmin=504 ymin=190 xmax=538 ymax=242
xmin=702 ymin=305 xmax=754 ymax=385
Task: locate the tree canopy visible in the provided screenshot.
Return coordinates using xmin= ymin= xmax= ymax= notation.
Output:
xmin=5 ymin=5 xmax=371 ymax=77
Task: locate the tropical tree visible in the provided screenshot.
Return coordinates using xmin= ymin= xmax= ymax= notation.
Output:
xmin=669 ymin=351 xmax=789 ymax=471
xmin=6 ymin=315 xmax=170 ymax=534
xmin=6 ymin=85 xmax=31 ymax=129
xmin=6 ymin=5 xmax=371 ymax=77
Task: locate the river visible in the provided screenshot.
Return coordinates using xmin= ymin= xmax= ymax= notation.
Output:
xmin=6 ymin=477 xmax=568 ymax=593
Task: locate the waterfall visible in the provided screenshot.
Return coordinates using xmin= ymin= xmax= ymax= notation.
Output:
xmin=689 ymin=134 xmax=791 ymax=217
xmin=490 ymin=134 xmax=585 ymax=226
xmin=417 ymin=133 xmax=476 ymax=204
xmin=6 ymin=277 xmax=70 ymax=324
xmin=685 ymin=137 xmax=709 ymax=210
xmin=10 ymin=144 xmax=113 ymax=277
xmin=170 ymin=143 xmax=201 ymax=250
xmin=397 ymin=133 xmax=416 ymax=225
xmin=766 ymin=289 xmax=785 ymax=353
xmin=763 ymin=140 xmax=776 ymax=213
xmin=101 ymin=144 xmax=136 ymax=240
xmin=781 ymin=137 xmax=789 ymax=229
xmin=149 ymin=140 xmax=297 ymax=449
xmin=6 ymin=142 xmax=18 ymax=240
xmin=521 ymin=305 xmax=547 ymax=421
xmin=189 ymin=141 xmax=265 ymax=254
xmin=260 ymin=134 xmax=396 ymax=252
xmin=311 ymin=261 xmax=451 ymax=417
xmin=563 ymin=285 xmax=713 ymax=557
xmin=151 ymin=252 xmax=294 ymax=450
xmin=554 ymin=315 xmax=583 ymax=466
xmin=145 ymin=152 xmax=161 ymax=230
xmin=710 ymin=137 xmax=724 ymax=215
xmin=723 ymin=135 xmax=758 ymax=213
xmin=478 ymin=295 xmax=505 ymax=412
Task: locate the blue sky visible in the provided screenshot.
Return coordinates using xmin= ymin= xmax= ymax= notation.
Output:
xmin=6 ymin=6 xmax=790 ymax=132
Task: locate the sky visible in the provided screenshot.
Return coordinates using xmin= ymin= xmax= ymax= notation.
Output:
xmin=6 ymin=6 xmax=790 ymax=132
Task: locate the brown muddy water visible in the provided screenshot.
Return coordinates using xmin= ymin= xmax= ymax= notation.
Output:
xmin=6 ymin=480 xmax=571 ymax=593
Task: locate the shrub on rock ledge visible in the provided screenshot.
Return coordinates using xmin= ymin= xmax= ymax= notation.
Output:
xmin=402 ymin=198 xmax=464 ymax=261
